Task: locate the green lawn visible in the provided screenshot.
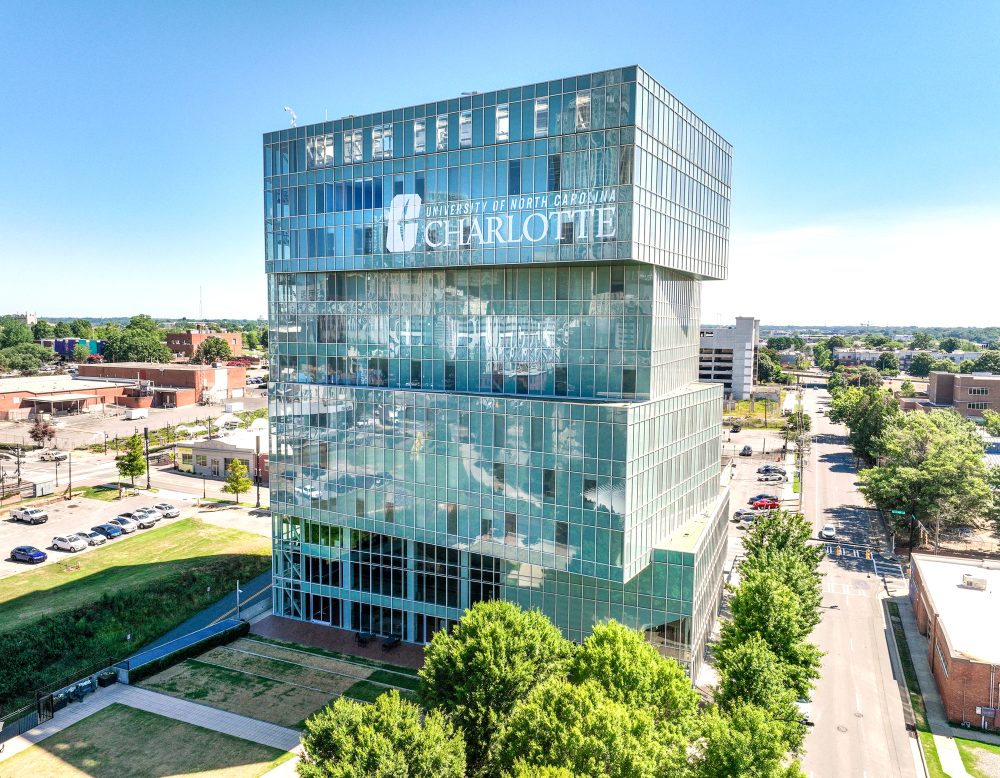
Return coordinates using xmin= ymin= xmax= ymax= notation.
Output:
xmin=0 ymin=518 xmax=269 ymax=636
xmin=957 ymin=737 xmax=1000 ymax=778
xmin=247 ymin=634 xmax=421 ymax=677
xmin=0 ymin=703 xmax=291 ymax=777
xmin=78 ymin=483 xmax=125 ymax=501
xmin=342 ymin=679 xmax=418 ymax=703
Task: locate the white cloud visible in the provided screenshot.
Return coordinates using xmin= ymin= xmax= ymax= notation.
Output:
xmin=702 ymin=210 xmax=1000 ymax=327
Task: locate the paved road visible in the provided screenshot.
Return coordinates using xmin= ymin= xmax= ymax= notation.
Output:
xmin=799 ymin=386 xmax=918 ymax=778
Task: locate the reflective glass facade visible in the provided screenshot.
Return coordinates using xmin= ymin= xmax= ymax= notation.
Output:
xmin=264 ymin=66 xmax=731 ymax=675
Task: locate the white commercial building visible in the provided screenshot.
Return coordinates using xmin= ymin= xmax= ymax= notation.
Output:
xmin=699 ymin=317 xmax=759 ymax=400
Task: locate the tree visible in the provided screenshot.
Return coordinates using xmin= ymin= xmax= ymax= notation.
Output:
xmin=907 ymin=352 xmax=934 ymax=377
xmin=811 ymin=343 xmax=831 ymax=370
xmin=259 ymin=326 xmax=269 ymax=348
xmin=909 ymin=332 xmax=936 ymax=350
xmin=693 ymin=703 xmax=806 ymax=778
xmin=716 ymin=571 xmax=822 ymax=699
xmin=193 ymin=336 xmax=233 ymax=364
xmin=569 ymin=620 xmax=698 ymax=729
xmin=875 ymin=352 xmax=899 ymax=375
xmin=127 ymin=314 xmax=161 ymax=333
xmin=419 ymin=600 xmax=573 ymax=772
xmin=960 ymin=360 xmax=978 ymax=373
xmin=52 ymin=321 xmax=73 ymax=338
xmin=244 ymin=330 xmax=260 ymax=351
xmin=782 ymin=412 xmax=811 ymax=444
xmin=829 ymin=386 xmax=900 ymax=464
xmin=0 ymin=343 xmax=52 ymax=375
xmin=103 ymin=326 xmax=172 ymax=362
xmin=493 ymin=678 xmax=682 ymax=778
xmin=27 ymin=416 xmax=56 ymax=447
xmin=939 ymin=337 xmax=961 ymax=353
xmin=31 ymin=320 xmax=53 ymax=340
xmin=115 ymin=433 xmax=146 ymax=488
xmin=72 ymin=343 xmax=90 ymax=363
xmin=973 ymin=350 xmax=1000 ymax=374
xmin=69 ymin=319 xmax=93 ymax=338
xmin=757 ymin=352 xmax=783 ymax=384
xmin=299 ymin=691 xmax=465 ymax=778
xmin=929 ymin=359 xmax=957 ymax=374
xmin=0 ymin=317 xmax=32 ymax=349
xmin=859 ymin=410 xmax=993 ymax=548
xmin=222 ymin=457 xmax=253 ymax=503
xmin=824 ymin=335 xmax=848 ymax=350
xmin=984 ymin=410 xmax=1000 ymax=437
xmin=899 ymin=380 xmax=916 ymax=398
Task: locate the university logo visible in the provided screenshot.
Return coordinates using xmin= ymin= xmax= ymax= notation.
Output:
xmin=386 ymin=194 xmax=422 ymax=252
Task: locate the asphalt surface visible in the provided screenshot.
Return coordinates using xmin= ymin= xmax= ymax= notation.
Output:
xmin=798 ymin=386 xmax=918 ymax=778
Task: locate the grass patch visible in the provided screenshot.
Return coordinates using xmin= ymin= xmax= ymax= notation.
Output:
xmin=141 ymin=657 xmax=339 ymax=728
xmin=957 ymin=738 xmax=1000 ymax=778
xmin=343 ymin=679 xmax=418 ymax=704
xmin=78 ymin=483 xmax=124 ymax=501
xmin=793 ymin=474 xmax=801 ymax=494
xmin=886 ymin=601 xmax=948 ymax=778
xmin=0 ymin=702 xmax=290 ymax=777
xmin=0 ymin=519 xmax=270 ymax=713
xmin=247 ymin=634 xmax=420 ymax=676
xmin=368 ymin=668 xmax=421 ymax=691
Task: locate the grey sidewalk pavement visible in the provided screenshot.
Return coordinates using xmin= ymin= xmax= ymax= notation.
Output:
xmin=0 ymin=683 xmax=300 ymax=765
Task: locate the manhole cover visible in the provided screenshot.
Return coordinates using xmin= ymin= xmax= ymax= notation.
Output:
xmin=837 ymin=725 xmax=848 ymax=732
xmin=855 ymin=712 xmax=864 ymax=718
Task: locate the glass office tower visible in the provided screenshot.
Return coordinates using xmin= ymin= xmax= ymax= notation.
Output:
xmin=264 ymin=66 xmax=731 ymax=676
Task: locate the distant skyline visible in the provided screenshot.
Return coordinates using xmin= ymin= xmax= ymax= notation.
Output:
xmin=2 ymin=1 xmax=998 ymax=324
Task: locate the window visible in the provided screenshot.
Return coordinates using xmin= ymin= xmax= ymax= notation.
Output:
xmin=622 ymin=368 xmax=636 ymax=395
xmin=531 ymin=416 xmax=544 ymax=451
xmin=410 ymin=360 xmax=422 ymax=388
xmin=555 ymin=366 xmax=568 ymax=396
xmin=343 ymin=129 xmax=362 ymax=163
xmin=560 ymin=221 xmax=574 ymax=244
xmin=555 ymin=521 xmax=568 ymax=546
xmin=307 ymin=134 xmax=334 ymax=168
xmin=435 ymin=116 xmax=448 ymax=151
xmin=611 ymin=267 xmax=625 ymax=294
xmin=534 ymin=97 xmax=549 ymax=136
xmin=496 ymin=103 xmax=509 ymax=142
xmin=459 ymin=110 xmax=472 ymax=147
xmin=504 ymin=512 xmax=516 ymax=539
xmin=543 ymin=468 xmax=555 ymax=500
xmin=583 ymin=478 xmax=597 ymax=507
xmin=969 ymin=387 xmax=989 ymax=396
xmin=373 ymin=123 xmax=392 ymax=159
xmin=356 ymin=497 xmax=365 ymax=517
xmin=493 ymin=462 xmax=505 ymax=489
xmin=195 ymin=454 xmax=207 ymax=467
xmin=445 ymin=361 xmax=456 ymax=390
xmin=508 ymin=159 xmax=521 ymax=196
xmin=384 ymin=500 xmax=395 ymax=523
xmin=414 ymin=119 xmax=426 ymax=153
xmin=480 ymin=517 xmax=492 ymax=538
xmin=494 ymin=415 xmax=506 ymax=447
xmin=547 ymin=155 xmax=561 ymax=191
xmin=446 ymin=503 xmax=458 ymax=535
xmin=967 ymin=402 xmax=989 ymax=410
xmin=575 ymin=91 xmax=592 ymax=130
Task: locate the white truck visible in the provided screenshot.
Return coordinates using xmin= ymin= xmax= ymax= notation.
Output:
xmin=124 ymin=408 xmax=149 ymax=420
xmin=38 ymin=450 xmax=67 ymax=462
xmin=10 ymin=507 xmax=49 ymax=524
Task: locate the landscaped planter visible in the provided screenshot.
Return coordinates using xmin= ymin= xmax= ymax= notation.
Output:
xmin=52 ymin=693 xmax=67 ymax=711
xmin=97 ymin=672 xmax=117 ymax=688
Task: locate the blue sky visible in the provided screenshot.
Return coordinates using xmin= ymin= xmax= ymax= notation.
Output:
xmin=2 ymin=1 xmax=997 ymax=325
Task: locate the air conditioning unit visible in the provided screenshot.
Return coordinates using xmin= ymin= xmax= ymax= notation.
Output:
xmin=962 ymin=574 xmax=988 ymax=591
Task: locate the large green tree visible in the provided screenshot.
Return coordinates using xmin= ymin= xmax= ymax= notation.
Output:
xmin=875 ymin=352 xmax=899 ymax=375
xmin=103 ymin=324 xmax=172 ymax=362
xmin=693 ymin=703 xmax=806 ymax=778
xmin=492 ymin=678 xmax=682 ymax=778
xmin=909 ymin=332 xmax=936 ymax=350
xmin=908 ymin=352 xmax=935 ymax=377
xmin=973 ymin=350 xmax=1000 ymax=374
xmin=222 ymin=458 xmax=253 ymax=503
xmin=811 ymin=343 xmax=831 ymax=370
xmin=899 ymin=380 xmax=916 ymax=398
xmin=569 ymin=620 xmax=698 ymax=729
xmin=859 ymin=410 xmax=993 ymax=548
xmin=829 ymin=386 xmax=900 ymax=464
xmin=0 ymin=343 xmax=52 ymax=374
xmin=983 ymin=410 xmax=1000 ymax=437
xmin=930 ymin=359 xmax=957 ymax=374
xmin=193 ymin=335 xmax=233 ymax=364
xmin=0 ymin=317 xmax=32 ymax=349
xmin=31 ymin=320 xmax=53 ymax=340
xmin=419 ymin=600 xmax=573 ymax=772
xmin=299 ymin=691 xmax=465 ymax=778
xmin=115 ymin=432 xmax=146 ymax=488
xmin=69 ymin=319 xmax=93 ymax=338
xmin=52 ymin=321 xmax=72 ymax=338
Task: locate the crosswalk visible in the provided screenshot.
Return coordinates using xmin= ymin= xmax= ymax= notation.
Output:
xmin=823 ymin=544 xmax=907 ymax=579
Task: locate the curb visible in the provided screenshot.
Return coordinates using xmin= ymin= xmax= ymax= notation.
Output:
xmin=882 ymin=599 xmax=931 ymax=778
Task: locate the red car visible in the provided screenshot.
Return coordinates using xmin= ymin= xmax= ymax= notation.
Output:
xmin=752 ymin=498 xmax=780 ymax=510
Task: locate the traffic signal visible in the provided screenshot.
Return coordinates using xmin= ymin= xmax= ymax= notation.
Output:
xmin=865 ymin=548 xmax=871 ymax=560
xmin=836 ymin=545 xmax=842 ymax=556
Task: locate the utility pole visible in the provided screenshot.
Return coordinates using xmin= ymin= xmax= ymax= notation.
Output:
xmin=255 ymin=435 xmax=261 ymax=509
xmin=144 ymin=427 xmax=151 ymax=490
xmin=67 ymin=451 xmax=73 ymax=500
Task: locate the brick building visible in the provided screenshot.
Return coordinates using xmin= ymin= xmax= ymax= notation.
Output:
xmin=910 ymin=554 xmax=1000 ymax=730
xmin=77 ymin=362 xmax=246 ymax=408
xmin=166 ymin=329 xmax=243 ymax=358
xmin=176 ymin=429 xmax=268 ymax=481
xmin=0 ymin=375 xmax=132 ymax=420
xmin=928 ymin=372 xmax=1000 ymax=421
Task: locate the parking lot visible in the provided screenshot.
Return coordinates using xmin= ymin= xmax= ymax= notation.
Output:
xmin=723 ymin=424 xmax=797 ymax=525
xmin=1 ymin=490 xmax=202 ymax=578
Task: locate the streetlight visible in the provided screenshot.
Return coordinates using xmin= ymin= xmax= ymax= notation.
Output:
xmin=54 ymin=459 xmax=61 ymax=487
xmin=103 ymin=432 xmax=108 ymax=455
xmin=144 ymin=427 xmax=151 ymax=490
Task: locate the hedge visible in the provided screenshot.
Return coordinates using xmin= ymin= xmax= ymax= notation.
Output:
xmin=127 ymin=621 xmax=250 ymax=684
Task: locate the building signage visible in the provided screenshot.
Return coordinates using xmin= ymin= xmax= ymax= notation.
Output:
xmin=385 ymin=188 xmax=619 ymax=252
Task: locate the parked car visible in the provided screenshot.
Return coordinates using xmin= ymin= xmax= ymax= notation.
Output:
xmin=739 ymin=445 xmax=753 ymax=456
xmin=733 ymin=508 xmax=756 ymax=521
xmin=39 ymin=450 xmax=68 ymax=462
xmin=796 ymin=698 xmax=814 ymax=725
xmin=10 ymin=545 xmax=47 ymax=564
xmin=76 ymin=529 xmax=107 ymax=546
xmin=116 ymin=511 xmax=154 ymax=529
xmin=109 ymin=517 xmax=138 ymax=533
xmin=758 ymin=474 xmax=785 ymax=483
xmin=9 ymin=507 xmax=49 ymax=524
xmin=135 ymin=507 xmax=163 ymax=524
xmin=757 ymin=465 xmax=786 ymax=475
xmin=730 ymin=424 xmax=742 ymax=433
xmin=747 ymin=493 xmax=779 ymax=505
xmin=820 ymin=524 xmax=836 ymax=540
xmin=91 ymin=523 xmax=124 ymax=539
xmin=52 ymin=534 xmax=88 ymax=553
xmin=752 ymin=498 xmax=780 ymax=510
xmin=153 ymin=503 xmax=179 ymax=518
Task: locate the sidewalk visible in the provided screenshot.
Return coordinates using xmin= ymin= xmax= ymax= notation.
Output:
xmin=0 ymin=683 xmax=300 ymax=764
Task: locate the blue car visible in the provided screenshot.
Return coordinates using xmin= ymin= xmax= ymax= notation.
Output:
xmin=11 ymin=546 xmax=47 ymax=564
xmin=91 ymin=523 xmax=124 ymax=540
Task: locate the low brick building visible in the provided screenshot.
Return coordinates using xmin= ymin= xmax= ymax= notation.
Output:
xmin=166 ymin=330 xmax=243 ymax=358
xmin=928 ymin=372 xmax=1000 ymax=421
xmin=77 ymin=362 xmax=246 ymax=407
xmin=0 ymin=375 xmax=132 ymax=420
xmin=910 ymin=554 xmax=1000 ymax=730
